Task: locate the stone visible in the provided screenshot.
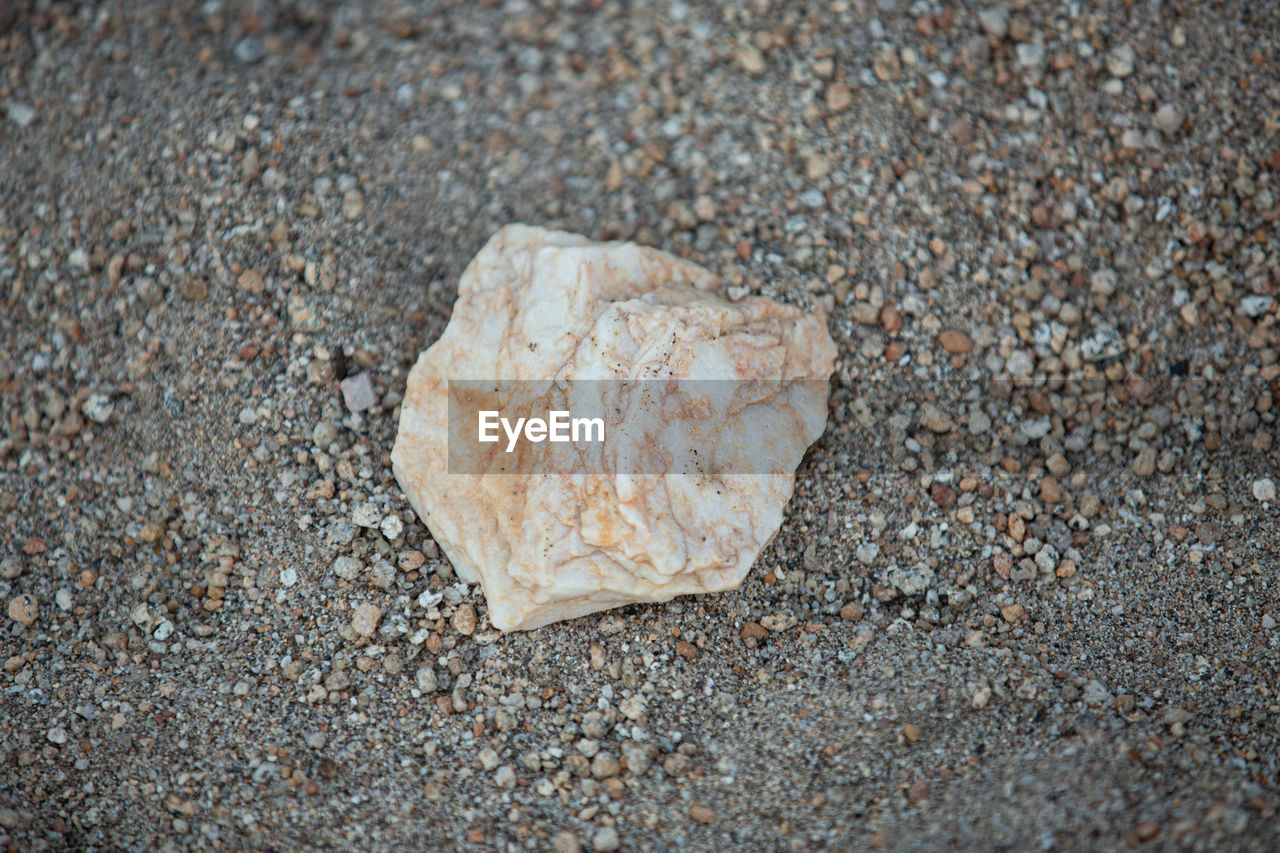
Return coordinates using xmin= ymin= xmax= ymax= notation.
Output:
xmin=352 ymin=503 xmax=381 ymax=528
xmin=340 ymin=371 xmax=377 ymax=413
xmin=392 ymin=225 xmax=836 ymax=631
xmin=553 ymin=831 xmax=582 ymax=853
xmin=977 ymin=7 xmax=1009 ymax=39
xmin=83 ymin=394 xmax=114 ymax=424
xmin=5 ymin=101 xmax=35 ymax=127
xmin=8 ymin=594 xmax=38 ymax=625
xmin=1238 ymin=295 xmax=1274 ymax=318
xmin=937 ymin=329 xmax=972 ymax=353
xmin=238 ymin=269 xmax=265 ymax=294
xmin=333 ymin=556 xmax=362 ymax=580
xmin=351 ymin=603 xmax=381 ymax=637
xmin=590 ymin=827 xmax=619 ymax=852
xmin=1133 ymin=447 xmax=1157 ymax=477
xmin=689 ymin=803 xmax=718 ymax=824
xmin=622 ymin=743 xmax=652 ymax=775
xmin=233 ymin=37 xmax=264 ymax=64
xmin=826 ymin=82 xmax=852 ymax=113
xmin=1253 ymin=478 xmax=1276 ymax=503
xmin=737 ymin=45 xmax=765 ymax=75
xmin=451 ymin=602 xmax=478 ymax=635
xmin=918 ymin=403 xmax=953 ymax=433
xmin=887 ymin=564 xmax=935 ymax=596
xmin=380 ymin=514 xmax=404 ymax=540
xmin=1107 ymin=43 xmax=1135 ymax=78
xmin=1153 ymin=103 xmax=1183 ymax=133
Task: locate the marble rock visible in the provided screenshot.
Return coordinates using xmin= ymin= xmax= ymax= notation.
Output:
xmin=391 ymin=225 xmax=836 ymax=631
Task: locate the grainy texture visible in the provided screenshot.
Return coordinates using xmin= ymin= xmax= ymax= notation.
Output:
xmin=1 ymin=1 xmax=1278 ymax=851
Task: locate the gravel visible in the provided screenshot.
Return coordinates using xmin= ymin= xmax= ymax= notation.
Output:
xmin=2 ymin=1 xmax=1278 ymax=850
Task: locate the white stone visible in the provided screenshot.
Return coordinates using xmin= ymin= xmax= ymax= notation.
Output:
xmin=977 ymin=7 xmax=1009 ymax=38
xmin=5 ymin=101 xmax=35 ymax=127
xmin=1153 ymin=103 xmax=1183 ymax=133
xmin=83 ymin=394 xmax=114 ymax=424
xmin=380 ymin=514 xmax=404 ymax=540
xmin=340 ymin=371 xmax=376 ymax=413
xmin=1107 ymin=43 xmax=1135 ymax=78
xmin=1253 ymin=478 xmax=1276 ymax=503
xmin=352 ymin=503 xmax=381 ymax=528
xmin=333 ymin=556 xmax=362 ymax=580
xmin=392 ymin=225 xmax=836 ymax=631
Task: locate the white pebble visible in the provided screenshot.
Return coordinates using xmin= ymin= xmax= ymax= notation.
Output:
xmin=352 ymin=503 xmax=381 ymax=528
xmin=83 ymin=394 xmax=114 ymax=424
xmin=380 ymin=515 xmax=404 ymax=540
xmin=1252 ymin=478 xmax=1276 ymax=503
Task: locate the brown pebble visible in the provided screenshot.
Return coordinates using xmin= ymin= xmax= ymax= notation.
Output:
xmin=740 ymin=621 xmax=769 ymax=640
xmin=839 ymin=602 xmax=864 ymax=622
xmin=902 ymin=723 xmax=921 ymax=743
xmin=306 ymin=479 xmax=335 ymax=500
xmin=1133 ymin=447 xmax=1157 ymax=477
xmin=826 ymin=82 xmax=852 ymax=113
xmin=238 ymin=269 xmax=265 ymax=294
xmin=930 ymin=482 xmax=957 ymax=509
xmin=937 ymin=330 xmax=972 ymax=353
xmin=23 ymin=537 xmax=46 ymax=556
xmin=688 ymin=803 xmax=717 ymax=824
xmin=1135 ymin=821 xmax=1161 ymax=842
xmin=398 ymin=550 xmax=426 ymax=571
xmin=675 ymin=640 xmax=697 ymax=659
xmin=1000 ymin=603 xmax=1026 ymax=623
xmin=1039 ymin=476 xmax=1062 ymax=503
xmin=885 ymin=341 xmax=906 ymax=361
xmin=906 ymin=780 xmax=930 ymax=804
xmin=880 ymin=303 xmax=902 ymax=332
xmin=351 ymin=602 xmax=381 ymax=637
xmin=8 ymin=594 xmax=38 ymax=625
xmin=451 ymin=603 xmax=478 ymax=636
xmin=107 ymin=254 xmax=126 ymax=286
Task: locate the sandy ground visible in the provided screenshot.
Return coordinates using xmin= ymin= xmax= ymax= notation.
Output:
xmin=2 ymin=1 xmax=1279 ymax=850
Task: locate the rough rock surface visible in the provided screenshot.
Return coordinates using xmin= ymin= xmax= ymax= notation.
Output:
xmin=392 ymin=225 xmax=836 ymax=630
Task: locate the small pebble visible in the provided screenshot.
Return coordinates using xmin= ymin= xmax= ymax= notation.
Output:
xmin=8 ymin=594 xmax=38 ymax=625
xmin=1153 ymin=103 xmax=1183 ymax=133
xmin=83 ymin=394 xmax=114 ymax=424
xmin=351 ymin=603 xmax=381 ymax=637
xmin=451 ymin=603 xmax=478 ymax=635
xmin=591 ymin=827 xmax=620 ymax=852
xmin=1107 ymin=43 xmax=1136 ymax=78
xmin=341 ymin=371 xmax=377 ymax=413
xmin=1253 ymin=478 xmax=1276 ymax=503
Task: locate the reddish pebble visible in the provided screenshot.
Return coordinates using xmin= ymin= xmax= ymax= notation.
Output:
xmin=880 ymin=303 xmax=902 ymax=332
